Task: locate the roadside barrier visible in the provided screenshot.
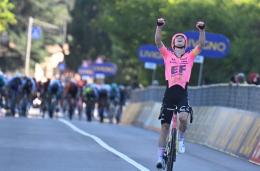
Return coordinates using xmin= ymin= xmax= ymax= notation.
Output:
xmin=122 ymin=102 xmax=260 ymax=165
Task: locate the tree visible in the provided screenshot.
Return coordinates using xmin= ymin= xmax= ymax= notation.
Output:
xmin=95 ymin=0 xmax=166 ymax=85
xmin=66 ymin=0 xmax=111 ymax=69
xmin=0 ymin=0 xmax=16 ymax=33
xmin=7 ymin=0 xmax=72 ymax=71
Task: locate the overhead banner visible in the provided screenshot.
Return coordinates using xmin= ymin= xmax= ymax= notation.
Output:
xmin=184 ymin=31 xmax=230 ymax=58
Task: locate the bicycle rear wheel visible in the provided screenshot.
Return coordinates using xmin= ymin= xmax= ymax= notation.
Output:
xmin=166 ymin=128 xmax=177 ymax=171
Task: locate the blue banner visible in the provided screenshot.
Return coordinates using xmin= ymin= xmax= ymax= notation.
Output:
xmin=184 ymin=31 xmax=230 ymax=58
xmin=78 ymin=62 xmax=117 ymax=77
xmin=78 ymin=66 xmax=94 ymax=76
xmin=92 ymin=63 xmax=117 ymax=76
xmin=138 ymin=44 xmax=163 ymax=64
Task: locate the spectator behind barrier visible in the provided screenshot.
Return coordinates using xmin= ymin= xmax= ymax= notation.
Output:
xmin=248 ymin=72 xmax=260 ymax=85
xmin=230 ymin=72 xmax=247 ymax=85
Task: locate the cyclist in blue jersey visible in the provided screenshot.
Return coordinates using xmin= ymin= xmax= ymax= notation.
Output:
xmin=7 ymin=76 xmax=23 ymax=116
xmin=47 ymin=79 xmax=63 ymax=118
xmin=0 ymin=73 xmax=7 ymax=109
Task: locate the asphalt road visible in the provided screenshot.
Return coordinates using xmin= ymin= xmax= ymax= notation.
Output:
xmin=0 ymin=117 xmax=259 ymax=171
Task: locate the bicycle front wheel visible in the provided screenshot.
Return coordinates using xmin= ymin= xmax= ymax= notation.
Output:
xmin=166 ymin=128 xmax=177 ymax=171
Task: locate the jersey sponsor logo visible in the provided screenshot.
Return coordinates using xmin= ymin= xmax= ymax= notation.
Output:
xmin=171 ymin=65 xmax=186 ymax=77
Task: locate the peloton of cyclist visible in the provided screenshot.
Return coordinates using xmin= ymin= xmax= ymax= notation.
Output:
xmin=154 ymin=17 xmax=205 ymax=169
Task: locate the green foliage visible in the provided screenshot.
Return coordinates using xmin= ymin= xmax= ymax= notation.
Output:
xmin=0 ymin=0 xmax=16 ymax=32
xmin=97 ymin=0 xmax=166 ymax=85
xmin=66 ymin=0 xmax=111 ymax=69
xmin=7 ymin=0 xmax=72 ymax=70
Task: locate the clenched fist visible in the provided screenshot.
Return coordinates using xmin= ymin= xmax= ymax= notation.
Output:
xmin=196 ymin=21 xmax=205 ymax=30
xmin=157 ymin=18 xmax=166 ymax=27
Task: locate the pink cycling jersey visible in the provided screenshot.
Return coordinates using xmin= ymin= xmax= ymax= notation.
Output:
xmin=159 ymin=45 xmax=201 ymax=89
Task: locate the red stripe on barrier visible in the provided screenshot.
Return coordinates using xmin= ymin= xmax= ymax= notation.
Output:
xmin=250 ymin=140 xmax=260 ymax=165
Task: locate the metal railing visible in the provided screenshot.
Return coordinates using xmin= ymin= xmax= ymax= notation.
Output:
xmin=130 ymin=84 xmax=260 ymax=113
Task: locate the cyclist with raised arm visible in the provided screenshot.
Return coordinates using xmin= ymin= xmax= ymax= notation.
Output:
xmin=155 ymin=18 xmax=205 ymax=169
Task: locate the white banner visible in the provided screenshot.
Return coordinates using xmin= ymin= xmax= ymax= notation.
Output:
xmin=144 ymin=62 xmax=157 ymax=70
xmin=194 ymin=55 xmax=204 ymax=64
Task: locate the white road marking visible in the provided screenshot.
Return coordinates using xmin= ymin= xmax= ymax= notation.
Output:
xmin=59 ymin=119 xmax=150 ymax=171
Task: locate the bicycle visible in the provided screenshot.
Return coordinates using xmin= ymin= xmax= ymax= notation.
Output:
xmin=161 ymin=106 xmax=193 ymax=171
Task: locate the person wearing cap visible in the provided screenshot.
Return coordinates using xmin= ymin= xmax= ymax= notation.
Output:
xmin=154 ymin=17 xmax=205 ymax=168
